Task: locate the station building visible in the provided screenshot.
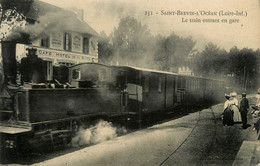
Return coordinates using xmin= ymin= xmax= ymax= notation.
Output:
xmin=2 ymin=0 xmax=99 ymax=83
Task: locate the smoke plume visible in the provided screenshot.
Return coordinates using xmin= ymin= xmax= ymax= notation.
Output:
xmin=71 ymin=120 xmax=127 ymax=147
xmin=4 ymin=8 xmax=91 ymax=43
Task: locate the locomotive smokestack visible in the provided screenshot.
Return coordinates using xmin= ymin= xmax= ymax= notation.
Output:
xmin=1 ymin=41 xmax=17 ymax=85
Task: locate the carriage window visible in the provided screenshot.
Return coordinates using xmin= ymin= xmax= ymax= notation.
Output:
xmin=117 ymin=71 xmax=126 ymax=89
xmin=177 ymin=78 xmax=182 ymax=89
xmin=72 ymin=69 xmax=80 ymax=80
xmin=144 ymin=76 xmax=149 ymax=92
xmin=158 ymin=77 xmax=162 ymax=93
xmin=182 ymin=78 xmax=186 ymax=89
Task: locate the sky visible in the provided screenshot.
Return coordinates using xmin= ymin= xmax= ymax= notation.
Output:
xmin=40 ymin=0 xmax=260 ymax=51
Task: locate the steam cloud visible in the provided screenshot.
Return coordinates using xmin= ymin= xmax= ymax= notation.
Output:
xmin=71 ymin=120 xmax=127 ymax=147
xmin=5 ymin=10 xmax=83 ymax=41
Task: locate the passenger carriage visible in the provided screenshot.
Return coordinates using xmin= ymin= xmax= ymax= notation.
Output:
xmin=0 ymin=61 xmax=225 ymax=158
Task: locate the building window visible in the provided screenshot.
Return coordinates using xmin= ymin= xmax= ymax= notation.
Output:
xmin=41 ymin=36 xmax=49 ymax=48
xmin=72 ymin=69 xmax=80 ymax=80
xmin=83 ymin=37 xmax=89 ymax=54
xmin=64 ymin=33 xmax=72 ymax=51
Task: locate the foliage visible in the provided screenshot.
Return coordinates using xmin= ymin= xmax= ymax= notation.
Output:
xmin=154 ymin=33 xmax=196 ymax=72
xmin=229 ymin=47 xmax=258 ymax=78
xmin=192 ymin=43 xmax=228 ymax=77
xmin=189 ymin=43 xmax=260 ymax=90
xmin=111 ymin=16 xmax=154 ymax=67
xmin=0 ymin=4 xmax=26 ymax=41
xmin=228 ymin=47 xmax=259 ymax=89
xmin=99 ymin=16 xmax=196 ymax=70
xmin=98 ymin=31 xmax=114 ymax=64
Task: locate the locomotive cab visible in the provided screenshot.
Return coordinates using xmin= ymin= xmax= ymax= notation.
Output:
xmin=69 ymin=63 xmax=118 ymax=89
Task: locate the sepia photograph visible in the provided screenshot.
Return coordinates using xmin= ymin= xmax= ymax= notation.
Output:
xmin=0 ymin=0 xmax=259 ymax=165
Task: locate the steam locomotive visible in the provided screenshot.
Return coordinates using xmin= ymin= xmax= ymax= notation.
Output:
xmin=0 ymin=41 xmax=225 ymax=159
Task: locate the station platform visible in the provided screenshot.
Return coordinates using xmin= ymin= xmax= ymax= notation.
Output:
xmin=232 ymin=95 xmax=260 ymax=166
xmin=232 ymin=120 xmax=260 ymax=166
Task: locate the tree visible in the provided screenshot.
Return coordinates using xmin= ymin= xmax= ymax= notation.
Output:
xmin=112 ymin=16 xmax=154 ymax=67
xmin=98 ymin=31 xmax=114 ymax=64
xmin=0 ymin=2 xmax=27 ymax=41
xmin=153 ymin=35 xmax=170 ymax=71
xmin=193 ymin=42 xmax=228 ymax=77
xmin=228 ymin=47 xmax=259 ymax=90
xmin=154 ymin=33 xmax=196 ymax=72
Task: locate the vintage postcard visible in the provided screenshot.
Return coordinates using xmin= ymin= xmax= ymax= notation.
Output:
xmin=0 ymin=0 xmax=259 ymax=165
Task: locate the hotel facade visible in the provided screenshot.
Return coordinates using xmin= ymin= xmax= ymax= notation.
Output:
xmin=6 ymin=0 xmax=99 ymax=82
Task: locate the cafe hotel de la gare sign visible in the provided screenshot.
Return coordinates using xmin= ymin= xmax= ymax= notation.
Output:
xmin=16 ymin=44 xmax=98 ymax=65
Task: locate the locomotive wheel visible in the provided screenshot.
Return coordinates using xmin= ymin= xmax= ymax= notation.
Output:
xmin=19 ymin=139 xmax=31 ymax=154
xmin=63 ymin=136 xmax=72 ymax=146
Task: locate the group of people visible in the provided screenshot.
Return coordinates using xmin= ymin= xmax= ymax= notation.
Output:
xmin=222 ymin=92 xmax=249 ymax=129
xmin=252 ymin=90 xmax=260 ymax=131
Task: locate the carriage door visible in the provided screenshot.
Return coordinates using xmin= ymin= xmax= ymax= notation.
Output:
xmin=165 ymin=75 xmax=174 ymax=108
xmin=117 ymin=71 xmax=128 ymax=112
xmin=177 ymin=77 xmax=185 ymax=102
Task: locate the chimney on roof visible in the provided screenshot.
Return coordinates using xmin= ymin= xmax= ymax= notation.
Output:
xmin=70 ymin=8 xmax=84 ymax=21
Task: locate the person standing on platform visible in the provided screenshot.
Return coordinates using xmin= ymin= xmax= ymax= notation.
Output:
xmin=240 ymin=93 xmax=249 ymax=129
xmin=230 ymin=92 xmax=242 ymax=123
xmin=252 ymin=89 xmax=260 ymax=131
xmin=222 ymin=94 xmax=233 ymax=126
xmin=257 ymin=89 xmax=260 ymax=108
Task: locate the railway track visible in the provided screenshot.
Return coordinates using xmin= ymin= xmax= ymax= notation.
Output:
xmin=159 ymin=106 xmax=218 ymax=166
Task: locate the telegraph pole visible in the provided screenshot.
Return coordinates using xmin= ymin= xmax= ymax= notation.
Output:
xmin=243 ymin=66 xmax=247 ymax=91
